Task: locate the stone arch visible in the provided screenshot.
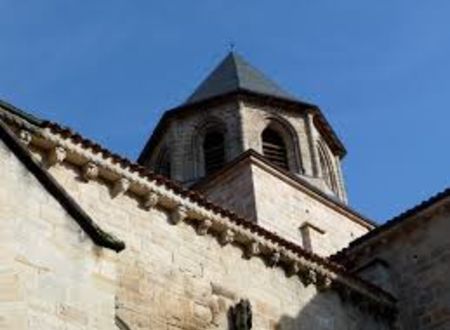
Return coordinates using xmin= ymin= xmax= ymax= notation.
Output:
xmin=192 ymin=116 xmax=228 ymax=177
xmin=259 ymin=115 xmax=303 ymax=174
xmin=317 ymin=140 xmax=338 ymax=193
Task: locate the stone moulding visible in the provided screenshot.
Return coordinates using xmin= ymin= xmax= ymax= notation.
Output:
xmin=0 ymin=115 xmax=396 ymax=315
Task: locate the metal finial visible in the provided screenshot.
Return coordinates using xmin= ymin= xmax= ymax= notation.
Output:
xmin=229 ymin=41 xmax=236 ymax=52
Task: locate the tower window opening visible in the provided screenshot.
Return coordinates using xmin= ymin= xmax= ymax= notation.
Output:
xmin=203 ymin=131 xmax=225 ymax=175
xmin=262 ymin=128 xmax=289 ymax=170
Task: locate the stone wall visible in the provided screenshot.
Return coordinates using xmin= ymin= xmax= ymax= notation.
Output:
xmin=0 ymin=140 xmax=118 ymax=330
xmin=251 ymin=163 xmax=368 ymax=256
xmin=196 ymin=160 xmax=258 ymax=222
xmin=347 ymin=201 xmax=450 ymax=330
xmin=198 ymin=155 xmax=371 ymax=257
xmin=43 ymin=152 xmax=391 ymax=330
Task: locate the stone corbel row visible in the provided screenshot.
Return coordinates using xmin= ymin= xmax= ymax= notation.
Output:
xmin=168 ymin=203 xmax=336 ymax=291
xmin=30 ymin=127 xmax=396 ymax=312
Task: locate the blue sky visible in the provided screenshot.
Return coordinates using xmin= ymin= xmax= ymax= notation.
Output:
xmin=1 ymin=1 xmax=449 ymax=223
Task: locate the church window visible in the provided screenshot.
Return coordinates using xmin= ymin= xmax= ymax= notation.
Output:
xmin=203 ymin=131 xmax=225 ymax=175
xmin=262 ymin=128 xmax=289 ymax=170
xmin=155 ymin=147 xmax=171 ymax=178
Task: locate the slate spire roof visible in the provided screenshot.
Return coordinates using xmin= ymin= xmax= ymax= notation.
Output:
xmin=185 ymin=52 xmax=299 ymax=104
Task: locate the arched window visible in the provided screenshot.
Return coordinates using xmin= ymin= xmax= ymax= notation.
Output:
xmin=155 ymin=148 xmax=171 ymax=178
xmin=262 ymin=128 xmax=289 ymax=170
xmin=203 ymin=131 xmax=225 ymax=175
xmin=317 ymin=143 xmax=337 ymax=192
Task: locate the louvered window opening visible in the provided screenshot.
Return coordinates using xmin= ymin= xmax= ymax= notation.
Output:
xmin=204 ymin=132 xmax=225 ymax=175
xmin=262 ymin=128 xmax=289 ymax=170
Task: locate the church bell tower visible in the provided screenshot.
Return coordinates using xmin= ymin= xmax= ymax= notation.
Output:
xmin=138 ymin=52 xmax=348 ymax=204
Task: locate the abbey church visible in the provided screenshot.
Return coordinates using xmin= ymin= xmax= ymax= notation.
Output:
xmin=0 ymin=52 xmax=448 ymax=329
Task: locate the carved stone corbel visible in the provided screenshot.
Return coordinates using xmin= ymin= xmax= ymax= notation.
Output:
xmin=112 ymin=178 xmax=130 ymax=198
xmin=245 ymin=242 xmax=260 ymax=259
xmin=317 ymin=274 xmax=333 ymax=291
xmin=219 ymin=228 xmax=235 ymax=245
xmin=287 ymin=261 xmax=300 ymax=277
xmin=83 ymin=162 xmax=99 ymax=181
xmin=143 ymin=191 xmax=160 ymax=209
xmin=48 ymin=145 xmax=67 ymax=166
xmin=268 ymin=251 xmax=281 ymax=267
xmin=171 ymin=205 xmax=188 ymax=225
xmin=196 ymin=219 xmax=213 ymax=235
xmin=300 ymin=269 xmax=317 ymax=286
xmin=19 ymin=129 xmax=32 ymax=145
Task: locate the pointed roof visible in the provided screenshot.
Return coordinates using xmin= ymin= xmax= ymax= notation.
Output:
xmin=186 ymin=52 xmax=298 ymax=104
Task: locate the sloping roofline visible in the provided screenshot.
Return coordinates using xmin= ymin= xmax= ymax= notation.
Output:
xmin=185 ymin=52 xmax=300 ymax=104
xmin=334 ymin=187 xmax=450 ymax=259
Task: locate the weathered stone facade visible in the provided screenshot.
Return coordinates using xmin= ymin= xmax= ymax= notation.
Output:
xmin=0 ymin=102 xmax=396 ymax=329
xmin=195 ymin=151 xmax=371 ymax=257
xmin=0 ymin=138 xmax=118 ymax=330
xmin=45 ymin=161 xmax=392 ymax=329
xmin=1 ymin=51 xmax=448 ymax=330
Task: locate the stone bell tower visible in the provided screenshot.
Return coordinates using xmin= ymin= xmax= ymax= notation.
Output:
xmin=138 ymin=52 xmax=347 ymax=203
xmin=138 ymin=52 xmax=373 ymax=256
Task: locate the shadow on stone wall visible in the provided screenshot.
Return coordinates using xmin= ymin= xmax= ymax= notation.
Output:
xmin=273 ymin=289 xmax=393 ymax=330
